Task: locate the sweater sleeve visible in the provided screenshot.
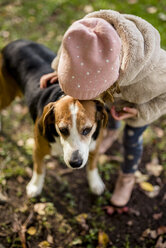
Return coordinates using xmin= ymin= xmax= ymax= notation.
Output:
xmin=126 ymin=93 xmax=166 ymax=127
xmin=51 ymin=45 xmax=62 ymax=71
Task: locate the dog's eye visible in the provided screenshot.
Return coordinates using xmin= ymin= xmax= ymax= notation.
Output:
xmin=59 ymin=127 xmax=69 ymax=136
xmin=82 ymin=127 xmax=92 ymax=136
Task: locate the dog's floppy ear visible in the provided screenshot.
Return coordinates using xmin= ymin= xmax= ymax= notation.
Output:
xmin=95 ymin=101 xmax=108 ymax=128
xmin=38 ymin=102 xmax=58 ymax=142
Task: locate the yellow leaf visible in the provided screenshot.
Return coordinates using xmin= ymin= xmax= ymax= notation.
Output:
xmin=97 ymin=231 xmax=109 ymax=248
xmin=38 ymin=240 xmax=51 ymax=248
xmin=75 ymin=213 xmax=88 ymax=223
xmin=98 ymin=154 xmax=109 ymax=165
xmin=27 ymin=226 xmax=37 ymax=235
xmin=140 ymin=182 xmax=154 ymax=192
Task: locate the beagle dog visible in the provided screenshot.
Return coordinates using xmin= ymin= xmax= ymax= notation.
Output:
xmin=0 ymin=40 xmax=108 ymax=198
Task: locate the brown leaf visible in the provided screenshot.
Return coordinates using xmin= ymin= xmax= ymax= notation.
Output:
xmin=153 ymin=212 xmax=163 ymax=220
xmin=17 ymin=176 xmax=24 ymax=183
xmin=157 ymin=226 xmax=166 ymax=235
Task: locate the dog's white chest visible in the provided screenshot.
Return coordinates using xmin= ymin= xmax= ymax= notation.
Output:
xmin=51 ymin=137 xmax=63 ymax=157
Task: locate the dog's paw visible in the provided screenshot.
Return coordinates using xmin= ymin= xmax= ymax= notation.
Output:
xmin=26 ymin=182 xmax=42 ymax=198
xmin=87 ymin=168 xmax=105 ymax=195
xmin=26 ymin=171 xmax=45 ymax=198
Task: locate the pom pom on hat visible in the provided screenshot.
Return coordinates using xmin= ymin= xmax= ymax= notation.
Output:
xmin=58 ymin=17 xmax=121 ymax=100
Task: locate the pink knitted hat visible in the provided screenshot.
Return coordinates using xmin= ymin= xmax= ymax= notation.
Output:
xmin=58 ymin=17 xmax=121 ymax=100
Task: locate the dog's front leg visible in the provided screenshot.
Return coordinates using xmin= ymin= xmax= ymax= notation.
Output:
xmin=87 ymin=135 xmax=105 ymax=195
xmin=26 ymin=126 xmax=51 ymax=198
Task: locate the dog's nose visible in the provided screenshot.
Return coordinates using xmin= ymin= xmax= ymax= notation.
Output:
xmin=69 ymin=150 xmax=83 ymax=168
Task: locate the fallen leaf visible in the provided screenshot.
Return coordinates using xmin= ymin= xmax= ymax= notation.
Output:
xmin=144 ymin=185 xmax=160 ymax=198
xmin=158 ymin=13 xmax=166 ymax=21
xmin=19 ymin=204 xmax=28 ymax=213
xmin=127 ymin=0 xmax=138 ymax=4
xmin=83 ymin=5 xmax=94 ymax=13
xmin=27 ymin=226 xmax=37 ymax=235
xmin=155 ymin=236 xmax=166 ymax=248
xmin=69 ymin=238 xmax=82 ymax=246
xmin=97 ymin=231 xmax=109 ymax=248
xmin=17 ymin=176 xmax=24 ymax=183
xmin=141 ymin=228 xmax=157 ymax=239
xmin=26 ymin=138 xmax=34 ymax=148
xmin=128 ymin=208 xmax=140 ymax=216
xmin=139 ymin=182 xmax=154 ymax=192
xmin=75 ymin=213 xmax=89 ymax=230
xmin=0 ymin=30 xmax=10 ymax=38
xmin=17 ymin=139 xmax=24 ymax=147
xmin=147 ymin=6 xmax=157 ymax=14
xmin=46 ymin=161 xmax=56 ymax=170
xmin=157 ymin=226 xmax=166 ymax=235
xmin=154 ymin=127 xmax=164 ymax=138
xmin=153 ymin=212 xmax=163 ymax=220
xmin=127 ymin=220 xmax=133 ymax=226
xmin=98 ymin=154 xmax=109 ymax=165
xmin=145 ymin=157 xmax=163 ymax=177
xmin=38 ymin=241 xmax=51 ymax=248
xmin=34 ymin=203 xmax=46 ymax=215
xmin=25 ymin=167 xmax=32 ymax=177
xmin=47 ymin=234 xmax=53 ymax=244
xmin=135 ymin=171 xmax=149 ymax=183
xmin=0 ymin=192 xmax=8 ymax=203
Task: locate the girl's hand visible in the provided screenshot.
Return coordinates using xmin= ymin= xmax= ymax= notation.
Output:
xmin=110 ymin=106 xmax=138 ymax=121
xmin=40 ymin=72 xmax=58 ymax=88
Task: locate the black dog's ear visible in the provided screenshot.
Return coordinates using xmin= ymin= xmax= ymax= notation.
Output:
xmin=38 ymin=102 xmax=58 ymax=142
xmin=95 ymin=101 xmax=108 ymax=128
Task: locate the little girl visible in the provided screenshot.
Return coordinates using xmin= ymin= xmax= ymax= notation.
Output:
xmin=40 ymin=9 xmax=166 ymax=207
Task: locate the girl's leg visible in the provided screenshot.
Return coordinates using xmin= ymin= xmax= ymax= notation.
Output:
xmin=122 ymin=124 xmax=148 ymax=173
xmin=111 ymin=124 xmax=148 ymax=207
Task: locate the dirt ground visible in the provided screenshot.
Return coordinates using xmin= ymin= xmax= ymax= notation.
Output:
xmin=0 ymin=100 xmax=166 ymax=248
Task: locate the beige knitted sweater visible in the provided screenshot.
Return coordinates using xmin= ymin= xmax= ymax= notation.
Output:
xmin=52 ymin=10 xmax=166 ymax=127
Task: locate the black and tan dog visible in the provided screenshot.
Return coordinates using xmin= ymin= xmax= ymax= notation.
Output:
xmin=0 ymin=40 xmax=107 ymax=197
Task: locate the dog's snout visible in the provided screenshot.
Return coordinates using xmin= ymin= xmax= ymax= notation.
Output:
xmin=69 ymin=150 xmax=83 ymax=168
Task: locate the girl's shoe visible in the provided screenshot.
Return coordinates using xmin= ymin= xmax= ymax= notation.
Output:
xmin=110 ymin=171 xmax=135 ymax=207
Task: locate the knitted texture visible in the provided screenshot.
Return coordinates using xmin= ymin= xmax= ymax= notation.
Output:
xmin=57 ymin=17 xmax=121 ymax=100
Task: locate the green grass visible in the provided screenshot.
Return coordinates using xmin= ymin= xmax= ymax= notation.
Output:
xmin=0 ymin=0 xmax=166 ymax=51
